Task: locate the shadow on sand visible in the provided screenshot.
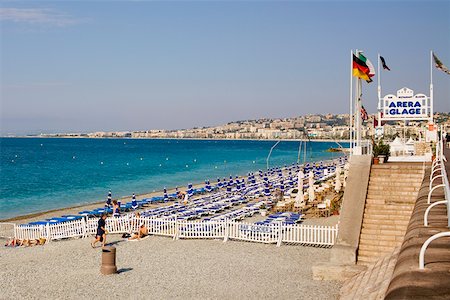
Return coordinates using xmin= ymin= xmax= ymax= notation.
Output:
xmin=117 ymin=268 xmax=133 ymax=274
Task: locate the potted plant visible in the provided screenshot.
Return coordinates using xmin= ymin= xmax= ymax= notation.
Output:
xmin=373 ymin=140 xmax=390 ymax=164
xmin=372 ymin=141 xmax=380 ymax=164
xmin=259 ymin=203 xmax=268 ymax=216
xmin=377 ymin=141 xmax=390 ymax=164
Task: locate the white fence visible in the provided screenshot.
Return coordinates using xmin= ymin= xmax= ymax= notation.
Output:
xmin=11 ymin=216 xmax=338 ymax=247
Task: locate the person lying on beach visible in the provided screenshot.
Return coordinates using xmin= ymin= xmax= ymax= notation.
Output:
xmin=91 ymin=214 xmax=108 ymax=248
xmin=128 ymin=224 xmax=148 ymax=241
xmin=4 ymin=238 xmax=21 ymax=247
xmin=4 ymin=237 xmax=46 ymax=247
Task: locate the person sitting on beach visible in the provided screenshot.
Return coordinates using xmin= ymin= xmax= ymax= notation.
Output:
xmin=128 ymin=224 xmax=148 ymax=241
xmin=112 ymin=200 xmax=120 ymax=217
xmin=131 ymin=212 xmax=141 ymax=230
xmin=91 ymin=214 xmax=108 ymax=248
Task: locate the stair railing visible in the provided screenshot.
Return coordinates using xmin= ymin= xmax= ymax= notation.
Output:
xmin=419 ymin=130 xmax=450 ymax=269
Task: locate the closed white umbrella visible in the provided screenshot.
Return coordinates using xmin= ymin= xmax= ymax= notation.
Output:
xmin=335 ymin=165 xmax=342 ymax=193
xmin=295 ymin=170 xmax=305 ymax=205
xmin=343 ymin=163 xmax=350 ymax=188
xmin=308 ymin=171 xmax=315 ymax=202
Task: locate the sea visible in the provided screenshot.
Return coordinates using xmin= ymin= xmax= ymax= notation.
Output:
xmin=0 ymin=138 xmax=347 ymax=220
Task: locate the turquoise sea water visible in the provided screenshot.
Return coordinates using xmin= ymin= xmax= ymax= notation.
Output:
xmin=0 ymin=138 xmax=346 ymax=220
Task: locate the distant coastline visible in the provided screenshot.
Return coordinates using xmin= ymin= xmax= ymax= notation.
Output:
xmin=1 ymin=136 xmax=350 ymax=143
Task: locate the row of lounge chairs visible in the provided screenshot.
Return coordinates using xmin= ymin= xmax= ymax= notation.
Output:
xmin=20 ymin=157 xmax=347 ymax=227
xmin=255 ymin=212 xmax=303 ymax=225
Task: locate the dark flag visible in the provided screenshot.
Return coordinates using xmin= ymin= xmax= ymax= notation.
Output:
xmin=380 ymin=56 xmax=390 ymax=71
xmin=361 ymin=105 xmax=368 ymax=121
xmin=433 ymin=53 xmax=450 ymax=75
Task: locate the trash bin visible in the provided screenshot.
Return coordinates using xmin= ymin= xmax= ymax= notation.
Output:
xmin=101 ymin=246 xmax=117 ymax=275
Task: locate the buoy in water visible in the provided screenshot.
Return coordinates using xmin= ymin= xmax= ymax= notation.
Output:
xmin=126 ymin=163 xmax=129 ymax=166
xmin=140 ymin=158 xmax=143 ymax=160
xmin=186 ymin=165 xmax=189 ymax=168
xmin=72 ymin=156 xmax=76 ymax=159
xmin=159 ymin=164 xmax=162 ymax=167
xmin=166 ymin=157 xmax=169 ymax=161
xmin=100 ymin=162 xmax=104 ymax=165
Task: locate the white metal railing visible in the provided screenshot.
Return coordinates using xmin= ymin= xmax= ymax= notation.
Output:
xmin=424 ymin=136 xmax=449 ymax=224
xmin=419 ymin=130 xmax=450 ymax=269
xmin=11 ymin=216 xmax=338 ymax=247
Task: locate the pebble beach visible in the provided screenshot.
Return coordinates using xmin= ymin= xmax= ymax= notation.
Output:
xmin=0 ymin=224 xmax=341 ymax=300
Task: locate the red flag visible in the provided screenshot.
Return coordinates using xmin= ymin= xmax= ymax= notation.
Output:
xmin=374 ymin=112 xmax=386 ymax=126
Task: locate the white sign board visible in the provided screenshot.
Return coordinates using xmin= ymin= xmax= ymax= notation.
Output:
xmin=381 ymin=87 xmax=430 ymax=121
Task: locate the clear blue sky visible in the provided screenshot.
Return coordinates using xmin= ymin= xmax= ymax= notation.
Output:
xmin=1 ymin=1 xmax=449 ymax=135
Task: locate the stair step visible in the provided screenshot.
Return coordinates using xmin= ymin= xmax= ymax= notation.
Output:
xmin=363 ymin=209 xmax=413 ymax=216
xmin=368 ymin=183 xmax=420 ymax=192
xmin=362 ymin=214 xmax=412 ymax=221
xmin=361 ymin=221 xmax=409 ymax=234
xmin=360 ymin=234 xmax=403 ymax=244
xmin=365 ymin=196 xmax=417 ymax=203
xmin=365 ymin=204 xmax=414 ymax=210
xmin=359 ymin=244 xmax=394 ymax=253
xmin=362 ymin=220 xmax=410 ymax=228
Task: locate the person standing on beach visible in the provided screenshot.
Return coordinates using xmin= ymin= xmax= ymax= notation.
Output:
xmin=112 ymin=200 xmax=120 ymax=217
xmin=91 ymin=214 xmax=108 ymax=248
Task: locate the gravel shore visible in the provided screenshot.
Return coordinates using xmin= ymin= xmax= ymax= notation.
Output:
xmin=0 ymin=218 xmax=341 ymax=300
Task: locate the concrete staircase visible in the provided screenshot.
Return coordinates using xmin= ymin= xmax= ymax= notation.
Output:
xmin=357 ymin=163 xmax=424 ymax=265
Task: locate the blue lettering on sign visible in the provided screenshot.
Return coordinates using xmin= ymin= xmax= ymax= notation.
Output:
xmin=388 ymin=100 xmax=422 ymax=115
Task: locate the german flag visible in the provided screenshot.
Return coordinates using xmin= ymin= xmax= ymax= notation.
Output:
xmin=353 ymin=53 xmax=375 ymax=83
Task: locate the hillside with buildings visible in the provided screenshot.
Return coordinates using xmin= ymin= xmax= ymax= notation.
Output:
xmin=33 ymin=112 xmax=450 ymax=140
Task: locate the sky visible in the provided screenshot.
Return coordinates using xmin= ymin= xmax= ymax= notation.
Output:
xmin=1 ymin=1 xmax=449 ymax=135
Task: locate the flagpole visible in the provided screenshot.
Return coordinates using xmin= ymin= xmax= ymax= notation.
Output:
xmin=356 ymin=76 xmax=362 ymax=150
xmin=377 ymin=53 xmax=382 ymax=133
xmin=377 ymin=53 xmax=381 ymax=109
xmin=350 ymin=50 xmax=354 ymax=154
xmin=430 ymin=50 xmax=434 ymax=124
